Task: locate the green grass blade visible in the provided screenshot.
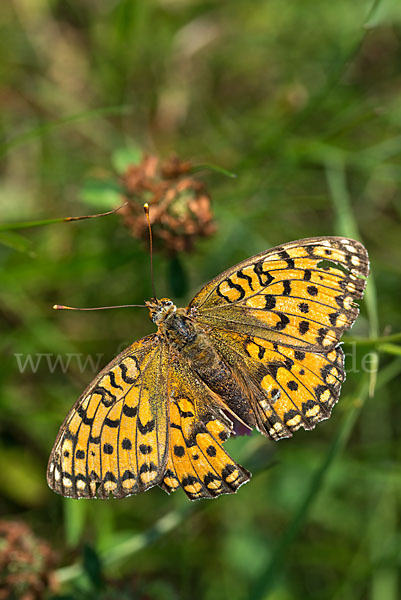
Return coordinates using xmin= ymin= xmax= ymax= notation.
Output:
xmin=64 ymin=499 xmax=88 ymax=549
xmin=0 ymin=105 xmax=132 ymax=158
xmin=325 ymin=157 xmax=380 ymax=396
xmin=0 ymin=231 xmax=34 ymax=255
xmin=377 ymin=343 xmax=401 ymax=357
xmin=55 ymin=503 xmax=193 ymax=585
xmin=0 ymin=205 xmax=123 ymax=231
xmin=192 ymin=163 xmax=237 ymax=178
xmin=0 ymin=216 xmax=83 ymax=231
xmin=345 ymin=332 xmax=401 ymax=346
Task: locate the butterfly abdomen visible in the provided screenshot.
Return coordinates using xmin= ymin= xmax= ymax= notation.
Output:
xmin=192 ymin=344 xmax=256 ymax=428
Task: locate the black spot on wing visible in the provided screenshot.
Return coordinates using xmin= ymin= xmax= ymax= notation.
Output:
xmin=122 ymin=405 xmax=138 ymax=418
xmin=122 ymin=438 xmax=132 ymax=450
xmin=264 ymin=295 xmax=276 ymax=310
xmin=236 ymin=269 xmax=254 ymax=291
xmin=77 ymin=405 xmax=94 ymax=426
xmin=103 ymin=443 xmax=113 ymax=455
xmin=119 ymin=360 xmax=139 ymax=384
xmin=254 ymin=261 xmax=274 ymax=287
xmin=122 ymin=469 xmax=136 ymax=482
xmin=274 ymin=313 xmax=290 ymax=331
xmin=266 ymin=362 xmax=282 ymax=379
xmin=174 ymin=444 xmax=185 ymax=457
xmin=139 ymin=462 xmax=158 ymax=475
xmin=329 ymin=312 xmax=340 ymax=326
xmin=64 ymin=428 xmax=77 ymax=442
xmin=108 ymin=371 xmax=123 ymax=390
xmin=182 ymin=475 xmax=200 ymax=488
xmin=137 ymin=419 xmax=155 ymax=435
xmin=93 ymin=386 xmax=116 ymax=408
xmin=206 ymin=445 xmax=217 ymax=457
xmin=299 ymin=321 xmax=310 ymax=334
xmin=105 ymin=417 xmax=120 ymax=428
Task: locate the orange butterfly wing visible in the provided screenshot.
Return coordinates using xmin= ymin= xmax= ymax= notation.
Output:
xmin=160 ymin=359 xmax=250 ymax=500
xmin=190 ymin=237 xmax=368 ymax=348
xmin=47 ymin=334 xmax=249 ymax=500
xmin=47 ymin=335 xmax=170 ymax=498
xmin=188 ymin=237 xmax=369 ymax=439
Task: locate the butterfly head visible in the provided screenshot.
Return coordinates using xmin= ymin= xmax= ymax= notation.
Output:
xmin=146 ymin=298 xmax=177 ymax=325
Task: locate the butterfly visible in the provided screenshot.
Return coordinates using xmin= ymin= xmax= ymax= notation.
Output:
xmin=47 ymin=236 xmax=369 ymax=500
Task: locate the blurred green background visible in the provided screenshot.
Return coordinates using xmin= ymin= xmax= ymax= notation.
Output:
xmin=1 ymin=1 xmax=401 ymax=598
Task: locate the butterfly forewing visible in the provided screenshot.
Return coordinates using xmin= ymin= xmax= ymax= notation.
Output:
xmin=47 ymin=335 xmax=170 ymax=498
xmin=190 ymin=237 xmax=369 ymax=352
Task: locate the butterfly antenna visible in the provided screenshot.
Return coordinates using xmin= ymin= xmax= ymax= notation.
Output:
xmin=53 ymin=304 xmax=146 ymax=311
xmin=53 ymin=204 xmax=154 ymax=313
xmin=144 ymin=203 xmax=157 ymax=300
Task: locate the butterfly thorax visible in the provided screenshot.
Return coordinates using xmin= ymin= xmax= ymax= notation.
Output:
xmin=146 ymin=297 xmax=199 ymax=350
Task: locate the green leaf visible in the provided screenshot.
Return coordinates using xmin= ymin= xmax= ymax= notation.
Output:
xmin=112 ymin=144 xmax=143 ymax=173
xmin=0 ymin=446 xmax=46 ymax=506
xmin=80 ymin=178 xmax=123 ymax=209
xmin=377 ymin=343 xmax=401 ymax=356
xmin=83 ymin=544 xmax=103 ymax=590
xmin=64 ymin=498 xmax=88 ymax=548
xmin=365 ymin=0 xmax=401 ymax=28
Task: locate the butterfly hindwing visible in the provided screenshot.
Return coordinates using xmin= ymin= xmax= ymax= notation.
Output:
xmin=47 ymin=335 xmax=170 ymax=498
xmin=207 ymin=328 xmax=345 ymax=440
xmin=160 ymin=360 xmax=251 ymax=500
